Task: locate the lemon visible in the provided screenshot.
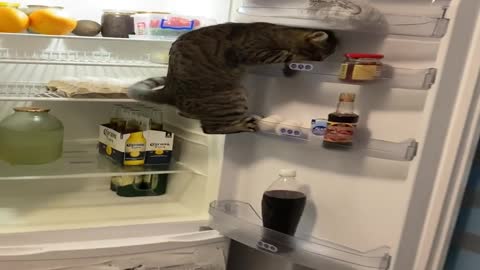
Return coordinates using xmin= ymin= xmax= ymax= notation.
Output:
xmin=106 ymin=146 xmax=113 ymax=155
xmin=0 ymin=7 xmax=29 ymax=33
xmin=154 ymin=149 xmax=164 ymax=155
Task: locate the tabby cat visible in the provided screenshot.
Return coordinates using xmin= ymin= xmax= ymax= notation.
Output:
xmin=128 ymin=22 xmax=337 ymax=134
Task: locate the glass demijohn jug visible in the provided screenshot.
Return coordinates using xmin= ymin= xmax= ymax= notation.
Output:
xmin=0 ymin=107 xmax=64 ymax=165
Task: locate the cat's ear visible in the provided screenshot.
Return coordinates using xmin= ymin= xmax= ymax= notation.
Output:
xmin=306 ymin=31 xmax=329 ymax=46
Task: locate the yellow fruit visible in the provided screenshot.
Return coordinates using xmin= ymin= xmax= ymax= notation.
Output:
xmin=0 ymin=7 xmax=29 ymax=33
xmin=155 ymin=149 xmax=164 ymax=155
xmin=29 ymin=8 xmax=77 ymax=35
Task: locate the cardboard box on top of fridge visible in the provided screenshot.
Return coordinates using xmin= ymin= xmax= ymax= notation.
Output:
xmin=98 ymin=124 xmax=174 ymax=166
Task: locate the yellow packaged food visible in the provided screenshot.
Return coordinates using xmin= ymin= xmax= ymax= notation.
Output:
xmin=0 ymin=2 xmax=29 ymax=33
xmin=29 ymin=8 xmax=77 ymax=35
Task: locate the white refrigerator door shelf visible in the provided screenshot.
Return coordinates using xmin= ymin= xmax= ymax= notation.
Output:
xmin=0 ymin=230 xmax=227 ymax=270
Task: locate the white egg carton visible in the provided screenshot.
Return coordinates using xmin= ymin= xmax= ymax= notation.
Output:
xmin=257 ymin=115 xmax=311 ymax=140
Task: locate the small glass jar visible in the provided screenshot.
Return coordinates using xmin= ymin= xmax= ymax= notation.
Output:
xmin=101 ymin=10 xmax=135 ymax=38
xmin=339 ymin=53 xmax=384 ymax=82
xmin=0 ymin=107 xmax=64 ymax=165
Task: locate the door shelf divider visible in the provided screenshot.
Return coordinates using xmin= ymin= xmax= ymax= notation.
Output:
xmin=249 ymin=62 xmax=437 ymax=90
xmin=258 ymin=119 xmax=418 ymax=161
xmin=0 ymin=139 xmax=190 ymax=181
xmin=209 ymin=200 xmax=391 ymax=270
xmin=0 ymin=48 xmax=167 ymax=68
xmin=0 ymin=82 xmax=136 ymax=102
xmin=237 ymin=6 xmax=449 ymax=38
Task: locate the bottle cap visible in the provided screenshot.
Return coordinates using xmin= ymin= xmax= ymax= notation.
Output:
xmin=344 ymin=53 xmax=384 ymax=59
xmin=339 ymin=93 xmax=355 ymax=102
xmin=279 ymin=169 xmax=296 ymax=177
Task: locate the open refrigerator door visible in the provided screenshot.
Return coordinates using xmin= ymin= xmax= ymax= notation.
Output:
xmin=221 ymin=0 xmax=479 ymax=270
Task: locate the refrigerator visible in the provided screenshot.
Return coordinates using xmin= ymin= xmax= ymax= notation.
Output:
xmin=0 ymin=0 xmax=479 ymax=269
xmin=443 ymin=143 xmax=480 ymax=270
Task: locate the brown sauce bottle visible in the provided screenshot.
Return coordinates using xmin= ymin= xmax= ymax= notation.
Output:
xmin=323 ymin=93 xmax=359 ymax=149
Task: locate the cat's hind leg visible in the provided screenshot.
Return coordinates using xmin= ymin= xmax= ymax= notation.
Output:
xmin=201 ymin=115 xmax=260 ymax=134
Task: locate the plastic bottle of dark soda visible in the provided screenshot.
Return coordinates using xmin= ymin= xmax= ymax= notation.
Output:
xmin=262 ymin=169 xmax=306 ymax=236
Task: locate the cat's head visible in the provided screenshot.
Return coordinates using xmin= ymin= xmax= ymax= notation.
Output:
xmin=291 ymin=30 xmax=337 ymax=62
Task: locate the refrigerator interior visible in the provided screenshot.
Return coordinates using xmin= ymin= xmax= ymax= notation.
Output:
xmin=0 ymin=0 xmax=229 ymax=234
xmin=1 ymin=0 xmax=477 ymax=269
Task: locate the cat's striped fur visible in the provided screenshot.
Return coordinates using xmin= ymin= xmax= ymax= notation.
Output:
xmin=129 ymin=22 xmax=336 ymax=134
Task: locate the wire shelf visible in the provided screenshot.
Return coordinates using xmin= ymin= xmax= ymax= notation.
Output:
xmin=0 ymin=82 xmax=135 ymax=102
xmin=0 ymin=32 xmax=177 ymax=42
xmin=0 ymin=48 xmax=167 ymax=68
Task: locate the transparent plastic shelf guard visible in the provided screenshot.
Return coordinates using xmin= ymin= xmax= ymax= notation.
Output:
xmin=258 ymin=119 xmax=418 ymax=161
xmin=249 ymin=62 xmax=437 ymax=90
xmin=0 ymin=140 xmax=190 ymax=180
xmin=0 ymin=32 xmax=177 ymax=42
xmin=209 ymin=200 xmax=391 ymax=270
xmin=237 ymin=5 xmax=449 ymax=38
xmin=0 ymin=82 xmax=135 ymax=102
xmin=0 ymin=48 xmax=166 ymax=68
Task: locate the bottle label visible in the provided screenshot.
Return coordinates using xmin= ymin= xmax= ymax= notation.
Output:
xmin=351 ymin=64 xmax=378 ymax=81
xmin=124 ymin=132 xmax=146 ymax=165
xmin=311 ymin=119 xmax=328 ymax=136
xmin=124 ymin=144 xmax=146 ymax=161
xmin=324 ymin=121 xmax=357 ymax=143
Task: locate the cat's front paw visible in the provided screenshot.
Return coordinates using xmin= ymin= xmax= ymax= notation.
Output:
xmin=242 ymin=115 xmax=261 ymax=132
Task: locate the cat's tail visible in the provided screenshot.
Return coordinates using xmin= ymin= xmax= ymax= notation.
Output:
xmin=128 ymin=76 xmax=175 ymax=105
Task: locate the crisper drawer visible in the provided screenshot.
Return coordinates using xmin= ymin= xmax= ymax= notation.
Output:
xmin=0 ymin=231 xmax=227 ymax=270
